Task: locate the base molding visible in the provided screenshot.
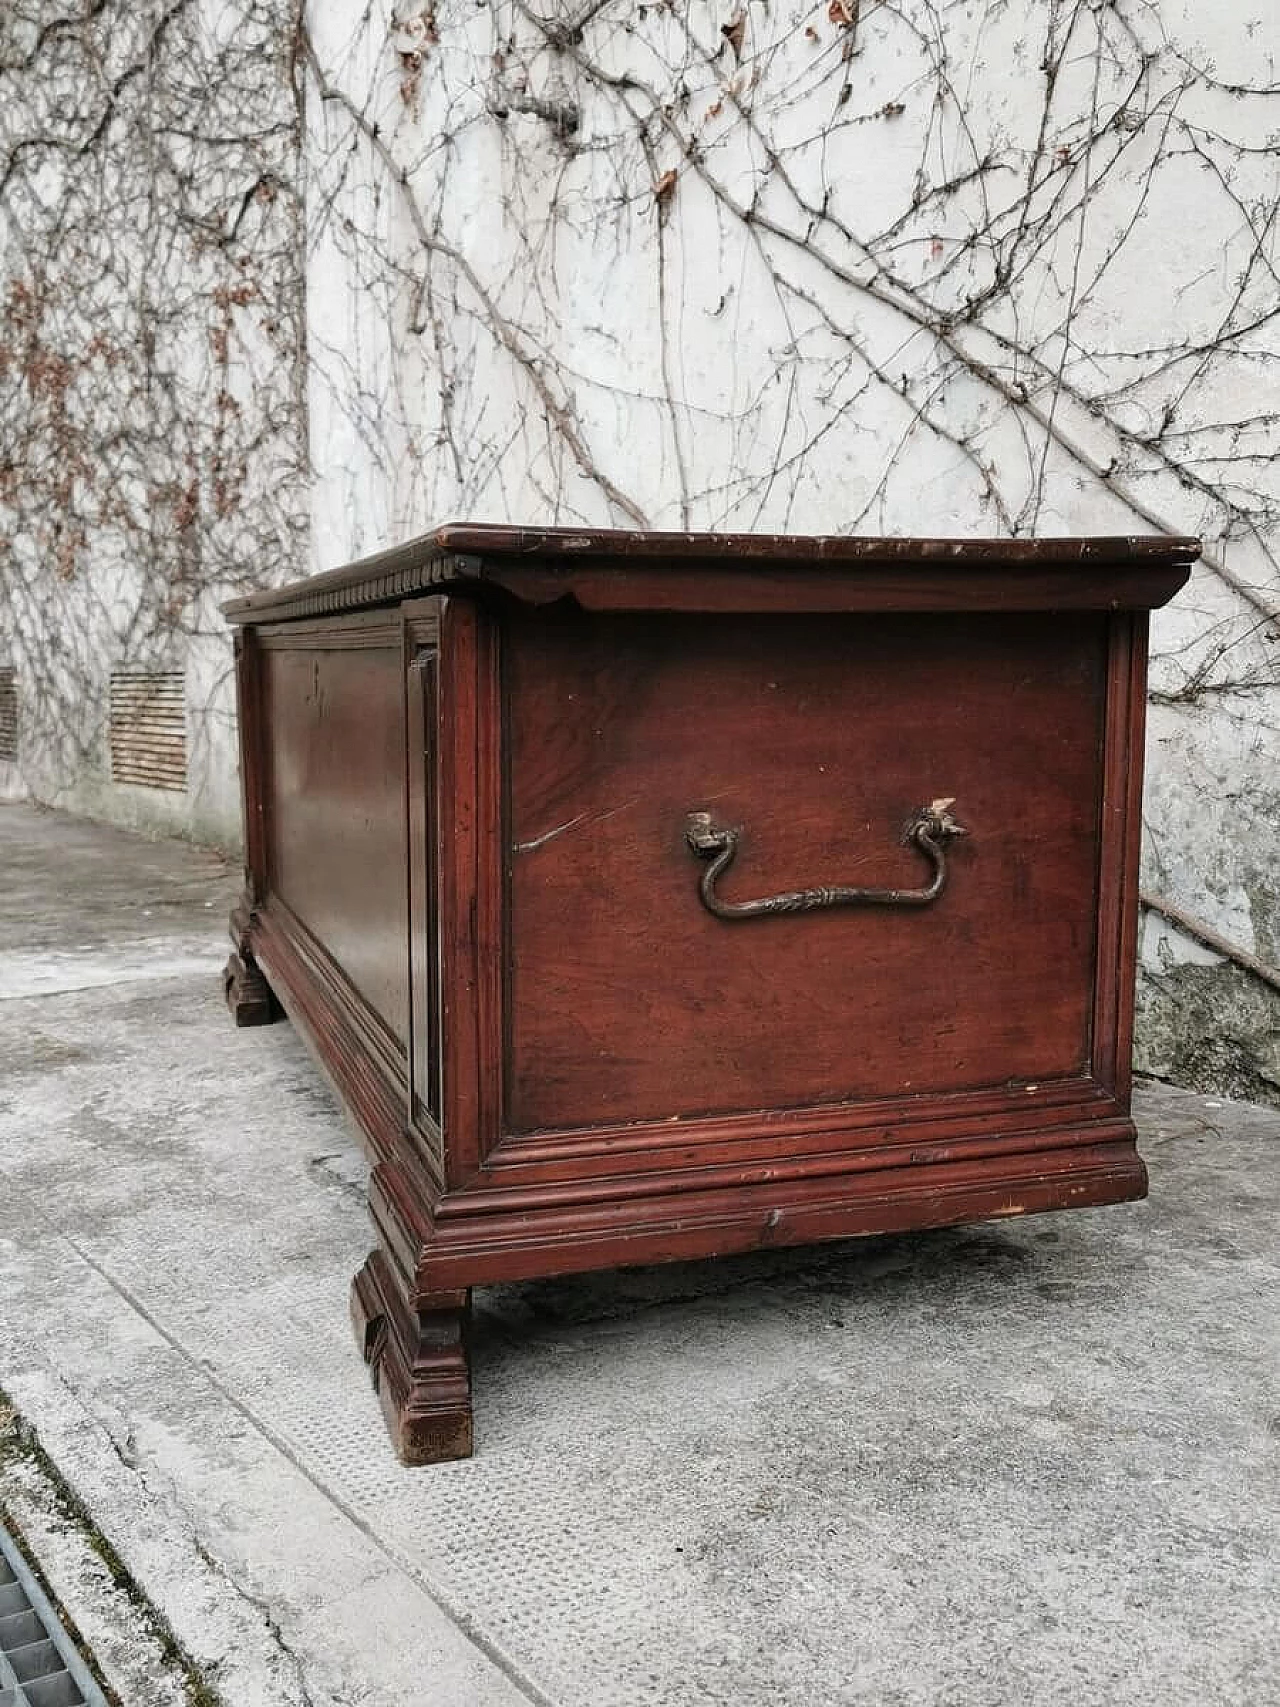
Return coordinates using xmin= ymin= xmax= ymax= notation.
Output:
xmin=350 ymin=1249 xmax=473 ymax=1465
xmin=411 ymin=1136 xmax=1147 ymax=1290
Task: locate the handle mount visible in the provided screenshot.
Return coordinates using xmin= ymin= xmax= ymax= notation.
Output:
xmin=684 ymin=798 xmax=967 ymax=920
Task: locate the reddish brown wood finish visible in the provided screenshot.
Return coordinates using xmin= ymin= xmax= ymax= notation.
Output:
xmin=224 ymin=525 xmax=1197 ymax=1463
xmin=351 ymin=1251 xmax=472 ymax=1465
xmin=259 ymin=617 xmax=409 ymax=1044
xmin=506 ymin=606 xmax=1105 ymax=1132
xmin=404 ymin=610 xmax=442 ymax=1149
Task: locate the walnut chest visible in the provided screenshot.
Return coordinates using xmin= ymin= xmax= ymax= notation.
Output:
xmin=223 ymin=526 xmax=1197 ymax=1462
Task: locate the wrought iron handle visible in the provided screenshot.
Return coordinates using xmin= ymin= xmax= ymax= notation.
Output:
xmin=684 ymin=798 xmax=967 ymax=920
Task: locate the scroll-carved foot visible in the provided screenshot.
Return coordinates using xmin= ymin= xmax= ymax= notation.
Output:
xmin=351 ymin=1248 xmax=473 ymax=1464
xmin=222 ymin=948 xmax=281 ymax=1027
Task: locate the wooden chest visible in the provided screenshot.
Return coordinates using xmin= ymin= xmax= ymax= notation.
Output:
xmin=223 ymin=526 xmax=1196 ymax=1462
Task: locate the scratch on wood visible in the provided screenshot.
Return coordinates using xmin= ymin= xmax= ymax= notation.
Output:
xmin=514 ymin=798 xmax=638 ymax=854
xmin=514 ymin=811 xmax=590 ymax=853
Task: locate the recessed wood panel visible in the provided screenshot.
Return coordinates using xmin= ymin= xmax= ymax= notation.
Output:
xmin=263 ymin=636 xmax=408 ymax=1046
xmin=407 ymin=645 xmax=441 ymax=1135
xmin=506 ymin=608 xmax=1107 ymax=1133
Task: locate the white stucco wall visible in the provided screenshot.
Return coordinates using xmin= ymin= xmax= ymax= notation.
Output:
xmin=304 ymin=0 xmax=1278 ymax=1098
xmin=2 ymin=0 xmax=1274 ymax=1095
xmin=0 ymin=0 xmax=306 ymax=848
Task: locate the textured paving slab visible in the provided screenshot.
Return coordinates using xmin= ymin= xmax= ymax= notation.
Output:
xmin=0 ymin=802 xmax=1277 ymax=1707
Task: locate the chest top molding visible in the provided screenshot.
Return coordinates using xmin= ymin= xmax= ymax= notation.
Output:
xmin=224 ymin=525 xmax=1200 ymax=626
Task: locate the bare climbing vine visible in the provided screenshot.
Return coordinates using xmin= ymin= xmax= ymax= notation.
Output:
xmin=304 ymin=4 xmax=1276 ymax=563
xmin=0 ymin=0 xmax=1276 ymax=1086
xmin=0 ymin=0 xmax=307 ymax=812
xmin=302 ymin=1 xmax=1278 ymax=1096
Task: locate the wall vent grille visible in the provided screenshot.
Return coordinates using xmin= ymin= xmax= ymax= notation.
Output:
xmin=108 ymin=669 xmax=187 ymax=792
xmin=0 ymin=668 xmax=16 ymax=763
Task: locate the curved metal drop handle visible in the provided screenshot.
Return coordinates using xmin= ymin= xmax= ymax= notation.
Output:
xmin=684 ymin=798 xmax=967 ymax=920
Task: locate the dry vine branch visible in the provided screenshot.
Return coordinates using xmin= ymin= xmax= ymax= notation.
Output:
xmin=0 ymin=0 xmax=307 ymax=797
xmin=1 ymin=0 xmax=1276 ymax=1074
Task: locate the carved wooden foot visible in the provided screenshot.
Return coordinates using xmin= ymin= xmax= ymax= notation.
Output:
xmin=351 ymin=1248 xmax=473 ymax=1464
xmin=222 ymin=947 xmax=281 ymax=1026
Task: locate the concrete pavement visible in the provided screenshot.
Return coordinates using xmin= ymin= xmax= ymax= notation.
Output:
xmin=0 ymin=802 xmax=1276 ymax=1706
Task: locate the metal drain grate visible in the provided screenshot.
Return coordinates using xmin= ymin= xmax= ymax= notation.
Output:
xmin=0 ymin=1519 xmax=107 ymax=1707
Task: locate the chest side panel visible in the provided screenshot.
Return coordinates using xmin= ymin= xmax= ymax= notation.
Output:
xmin=261 ymin=627 xmax=409 ymax=1046
xmin=506 ymin=607 xmax=1108 ymax=1134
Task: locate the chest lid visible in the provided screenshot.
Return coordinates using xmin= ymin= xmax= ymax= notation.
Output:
xmin=224 ymin=526 xmax=1199 ymax=625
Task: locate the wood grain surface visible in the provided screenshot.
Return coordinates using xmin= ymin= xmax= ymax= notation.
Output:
xmin=507 ymin=606 xmax=1107 ymax=1132
xmin=226 ymin=532 xmax=1193 ymax=1460
xmin=262 ymin=625 xmax=409 ymax=1044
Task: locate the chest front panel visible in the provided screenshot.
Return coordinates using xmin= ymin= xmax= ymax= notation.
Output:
xmin=505 ymin=607 xmax=1109 ymax=1135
